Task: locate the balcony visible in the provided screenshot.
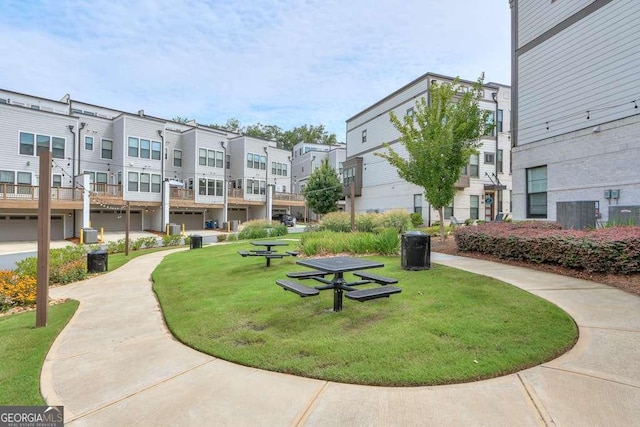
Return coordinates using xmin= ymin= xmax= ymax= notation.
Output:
xmin=90 ymin=183 xmax=123 ymax=205
xmin=454 ymin=174 xmax=470 ymax=189
xmin=0 ymin=184 xmax=83 ymax=209
xmin=273 ymin=192 xmax=305 ymax=203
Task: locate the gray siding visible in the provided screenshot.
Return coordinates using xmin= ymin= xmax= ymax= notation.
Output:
xmin=517 ymin=0 xmax=595 ymax=47
xmin=518 ymin=0 xmax=640 ymax=145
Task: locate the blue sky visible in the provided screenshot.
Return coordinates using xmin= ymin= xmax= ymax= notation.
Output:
xmin=0 ymin=0 xmax=512 ymax=141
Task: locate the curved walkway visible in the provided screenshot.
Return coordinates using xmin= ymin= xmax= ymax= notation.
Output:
xmin=42 ymin=251 xmax=640 ymax=426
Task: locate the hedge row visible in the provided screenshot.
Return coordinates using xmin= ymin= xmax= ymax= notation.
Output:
xmin=454 ymin=222 xmax=640 ymax=274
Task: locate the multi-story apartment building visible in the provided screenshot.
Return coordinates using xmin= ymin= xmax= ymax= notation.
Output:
xmin=345 ymin=72 xmax=512 ymax=225
xmin=0 ymin=89 xmax=304 ymax=241
xmin=290 ymin=141 xmax=346 ymax=219
xmin=510 ymin=0 xmax=640 ymax=224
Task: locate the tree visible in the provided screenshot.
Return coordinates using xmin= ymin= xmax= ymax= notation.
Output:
xmin=302 ymin=159 xmax=343 ymax=216
xmin=375 ymin=76 xmax=492 ymax=241
xmin=280 ymin=124 xmax=338 ymax=151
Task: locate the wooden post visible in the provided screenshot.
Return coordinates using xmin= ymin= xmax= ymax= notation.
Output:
xmin=36 ymin=151 xmax=51 ymax=327
xmin=350 ymin=181 xmax=356 ymax=232
xmin=125 ymin=201 xmax=130 ymax=256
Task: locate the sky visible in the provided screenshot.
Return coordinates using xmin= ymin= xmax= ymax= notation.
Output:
xmin=0 ymin=0 xmax=512 ymax=141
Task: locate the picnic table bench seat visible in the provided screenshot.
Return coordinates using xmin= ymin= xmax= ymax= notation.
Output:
xmin=286 ymin=270 xmax=328 ymax=279
xmin=238 ymin=250 xmax=250 ymax=257
xmin=353 ymin=272 xmax=398 ymax=285
xmin=286 ymin=251 xmax=299 ymax=257
xmin=276 ymin=279 xmax=320 ymax=297
xmin=345 ymin=286 xmax=402 ymax=302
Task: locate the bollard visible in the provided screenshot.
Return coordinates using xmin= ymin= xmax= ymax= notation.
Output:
xmin=182 ymin=223 xmax=186 ymax=236
xmin=79 ymin=229 xmax=84 ymax=245
xmin=166 ymin=224 xmax=170 ymax=236
xmin=100 ymin=227 xmax=104 ymax=243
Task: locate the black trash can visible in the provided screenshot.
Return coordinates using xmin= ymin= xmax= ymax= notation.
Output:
xmin=190 ymin=235 xmax=203 ymax=249
xmin=401 ymin=231 xmax=430 ymax=270
xmin=87 ymin=249 xmax=108 ymax=273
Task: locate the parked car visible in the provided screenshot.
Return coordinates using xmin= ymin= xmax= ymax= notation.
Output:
xmin=273 ymin=213 xmax=296 ymax=227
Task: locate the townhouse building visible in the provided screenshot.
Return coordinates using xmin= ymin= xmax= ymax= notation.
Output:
xmin=0 ymin=89 xmax=304 ymax=242
xmin=510 ymin=0 xmax=640 ymax=225
xmin=345 ymin=72 xmax=512 ymax=225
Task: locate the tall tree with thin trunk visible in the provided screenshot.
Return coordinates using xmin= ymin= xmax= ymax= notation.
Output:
xmin=375 ymin=76 xmax=492 ymax=241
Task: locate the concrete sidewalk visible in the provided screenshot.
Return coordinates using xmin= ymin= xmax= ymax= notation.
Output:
xmin=42 ymin=252 xmax=640 ymax=426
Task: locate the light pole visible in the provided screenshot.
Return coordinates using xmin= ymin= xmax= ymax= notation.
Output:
xmin=263 ymin=146 xmax=270 ymax=221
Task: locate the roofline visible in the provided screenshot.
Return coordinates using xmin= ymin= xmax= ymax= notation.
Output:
xmin=0 ymin=87 xmax=69 ymax=106
xmin=345 ymin=71 xmax=507 ymax=123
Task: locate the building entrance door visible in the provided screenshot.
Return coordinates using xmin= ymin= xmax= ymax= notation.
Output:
xmin=484 ymin=192 xmax=495 ymax=221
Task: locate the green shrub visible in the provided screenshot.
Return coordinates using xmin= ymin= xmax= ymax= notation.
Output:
xmin=183 ymin=236 xmax=192 ymax=246
xmin=355 ymin=214 xmax=377 ymax=233
xmin=300 ymin=230 xmax=400 ymax=256
xmin=374 ymin=228 xmax=401 ymax=255
xmin=162 ymin=235 xmax=182 ymax=246
xmin=140 ymin=236 xmax=158 ymax=249
xmin=107 ymin=239 xmax=126 ymax=254
xmin=130 ymin=238 xmax=145 ymax=251
xmin=15 ymin=245 xmax=88 ymax=286
xmin=378 ymin=210 xmax=412 ymax=234
xmin=238 ymin=220 xmax=287 ymax=240
xmin=318 ymin=212 xmax=351 ymax=232
xmin=410 ymin=212 xmax=423 ymax=227
xmin=216 ymin=234 xmax=227 ymax=243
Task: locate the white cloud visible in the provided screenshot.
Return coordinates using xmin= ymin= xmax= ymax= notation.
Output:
xmin=0 ymin=0 xmax=511 ymax=139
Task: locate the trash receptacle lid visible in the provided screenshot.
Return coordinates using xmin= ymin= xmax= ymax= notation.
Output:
xmin=403 ymin=230 xmax=427 ymax=236
xmin=88 ymin=249 xmax=107 ymax=255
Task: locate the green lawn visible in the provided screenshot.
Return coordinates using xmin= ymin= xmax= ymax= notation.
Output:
xmin=0 ymin=301 xmax=79 ymax=405
xmin=153 ymin=242 xmax=578 ymax=386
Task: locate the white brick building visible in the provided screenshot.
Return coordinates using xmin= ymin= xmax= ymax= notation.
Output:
xmin=345 ymin=72 xmax=512 ymax=225
xmin=511 ymin=0 xmax=640 ymax=223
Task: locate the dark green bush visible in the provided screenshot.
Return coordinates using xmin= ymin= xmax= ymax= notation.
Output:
xmin=238 ymin=220 xmax=287 ymax=240
xmin=15 ymin=245 xmax=88 ymax=285
xmin=410 ymin=212 xmax=423 ymax=227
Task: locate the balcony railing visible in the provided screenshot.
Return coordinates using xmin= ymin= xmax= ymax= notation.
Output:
xmin=274 ymin=192 xmax=305 ymax=202
xmin=91 ymin=183 xmax=122 ymax=197
xmin=454 ymin=174 xmax=470 ymax=189
xmin=170 ymin=188 xmax=195 ymax=200
xmin=0 ymin=184 xmax=81 ymax=200
xmin=228 ymin=188 xmax=244 ymax=199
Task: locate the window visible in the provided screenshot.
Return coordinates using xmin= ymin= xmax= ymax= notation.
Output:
xmin=260 ymin=155 xmax=266 ymax=170
xmin=484 ymin=152 xmax=495 ymax=165
xmin=140 ymin=139 xmax=150 ymax=159
xmin=96 ymin=172 xmax=108 ymax=184
xmin=497 ymin=149 xmax=503 ymax=173
xmin=102 ymin=139 xmax=113 ymax=159
xmin=199 ymin=148 xmax=207 ymax=166
xmin=259 ymin=180 xmax=266 ymax=195
xmin=215 ymin=151 xmax=223 ymax=168
xmin=52 ymin=174 xmax=62 ymax=187
xmin=174 ymin=150 xmax=182 ymax=167
xmin=283 ymin=164 xmax=288 ymax=176
xmin=19 ymin=132 xmax=34 ymax=155
xmin=247 ymin=153 xmax=253 ymax=168
xmin=128 ymin=137 xmax=139 ymax=157
xmin=140 ymin=173 xmax=150 ymax=192
xmin=151 ymin=174 xmax=161 ymax=193
xmin=497 ymin=109 xmax=503 ymax=133
xmin=207 ymin=150 xmax=215 ymax=167
xmin=444 ymin=200 xmax=454 ymax=219
xmin=362 ymin=129 xmax=367 ymax=143
xmin=413 ymin=194 xmax=422 ymax=215
xmin=128 ymin=172 xmax=139 ymax=191
xmin=277 ymin=163 xmax=283 ymax=175
xmin=199 ymin=178 xmax=207 ymax=195
xmin=527 ymin=166 xmax=547 ymax=218
xmin=485 ymin=111 xmax=495 ymax=136
xmin=52 ymin=137 xmax=65 ymax=159
xmin=215 ymin=180 xmax=223 ymax=196
xmin=470 ymin=195 xmax=479 ymax=220
xmin=84 ymin=171 xmax=96 ymax=183
xmin=406 ymin=107 xmax=414 ymax=118
xmin=272 ymin=162 xmax=277 ymax=174
xmin=207 ymin=179 xmax=215 ymax=196
xmin=226 ymin=154 xmax=230 ymax=169
xmin=85 ymin=136 xmax=94 ymax=150
xmin=469 ymin=154 xmax=479 ymax=177
xmin=151 ymin=141 xmax=161 ymax=160
xmin=17 ymin=172 xmax=31 ymax=194
xmin=36 ymin=135 xmax=50 ymax=155
xmin=0 ymin=171 xmax=14 ymax=193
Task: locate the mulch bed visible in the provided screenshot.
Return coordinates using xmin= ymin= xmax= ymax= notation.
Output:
xmin=431 ymin=238 xmax=640 ymax=297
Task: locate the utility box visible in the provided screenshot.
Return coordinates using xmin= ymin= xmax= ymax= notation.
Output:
xmin=190 ymin=235 xmax=203 ymax=249
xmin=556 ymin=201 xmax=597 ymax=230
xmin=401 ymin=231 xmax=431 ymax=270
xmin=168 ymin=223 xmax=181 ymax=235
xmin=82 ymin=228 xmax=98 ymax=244
xmin=231 ymin=220 xmax=239 ymax=231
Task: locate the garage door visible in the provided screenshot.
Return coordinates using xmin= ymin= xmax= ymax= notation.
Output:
xmin=169 ymin=212 xmax=203 ymax=231
xmin=90 ymin=211 xmax=142 ymax=232
xmin=0 ymin=215 xmax=64 ymax=242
